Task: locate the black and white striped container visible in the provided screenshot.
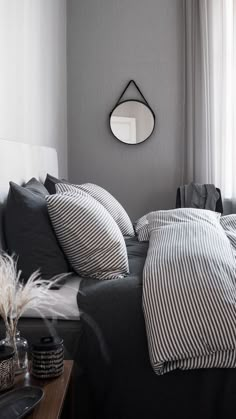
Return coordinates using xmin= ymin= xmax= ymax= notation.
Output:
xmin=0 ymin=345 xmax=15 ymax=392
xmin=31 ymin=336 xmax=64 ymax=379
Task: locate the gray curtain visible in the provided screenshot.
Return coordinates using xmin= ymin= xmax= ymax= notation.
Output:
xmin=183 ymin=0 xmax=236 ymax=214
xmin=183 ymin=0 xmax=207 ymax=185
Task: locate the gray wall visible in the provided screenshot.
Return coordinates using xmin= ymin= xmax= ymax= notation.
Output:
xmin=0 ymin=0 xmax=67 ymax=178
xmin=67 ymin=0 xmax=184 ymax=220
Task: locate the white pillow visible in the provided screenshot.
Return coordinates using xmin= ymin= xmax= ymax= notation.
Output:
xmin=46 ymin=190 xmax=129 ymax=280
xmin=56 ymin=182 xmax=134 ymax=237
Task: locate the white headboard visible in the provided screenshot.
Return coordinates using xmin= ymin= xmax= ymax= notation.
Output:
xmin=0 ymin=139 xmax=58 ymax=203
xmin=0 ymin=139 xmax=58 ymax=248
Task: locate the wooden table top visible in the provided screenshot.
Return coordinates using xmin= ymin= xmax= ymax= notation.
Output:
xmin=14 ymin=360 xmax=74 ymax=419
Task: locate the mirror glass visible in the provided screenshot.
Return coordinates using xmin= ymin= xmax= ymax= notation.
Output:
xmin=110 ymin=100 xmax=155 ymax=144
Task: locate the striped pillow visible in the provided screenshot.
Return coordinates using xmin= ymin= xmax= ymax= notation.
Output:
xmin=56 ymin=182 xmax=134 ymax=237
xmin=148 ymin=208 xmax=221 ymax=229
xmin=220 ymin=214 xmax=236 ymax=256
xmin=134 ymin=214 xmax=149 ymax=242
xmin=46 ymin=191 xmax=129 ymax=280
xmin=135 ymin=209 xmax=221 ymax=243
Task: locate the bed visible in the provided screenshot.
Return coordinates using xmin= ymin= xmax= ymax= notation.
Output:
xmin=0 ymin=140 xmax=236 ymax=419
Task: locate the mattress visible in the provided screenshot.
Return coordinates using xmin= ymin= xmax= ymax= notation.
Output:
xmin=22 ymin=274 xmax=82 ymax=320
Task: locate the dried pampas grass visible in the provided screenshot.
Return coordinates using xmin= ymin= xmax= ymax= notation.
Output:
xmin=0 ymin=253 xmax=70 ymax=338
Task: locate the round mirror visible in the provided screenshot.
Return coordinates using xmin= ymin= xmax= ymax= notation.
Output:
xmin=110 ymin=100 xmax=155 ymax=144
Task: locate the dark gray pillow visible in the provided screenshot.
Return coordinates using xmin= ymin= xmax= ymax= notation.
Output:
xmin=44 ymin=173 xmax=69 ymax=194
xmin=4 ymin=178 xmax=70 ymax=283
xmin=24 ymin=177 xmax=49 ymax=196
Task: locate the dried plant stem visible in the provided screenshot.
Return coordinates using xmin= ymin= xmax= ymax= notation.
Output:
xmin=0 ymin=253 xmax=70 ymax=342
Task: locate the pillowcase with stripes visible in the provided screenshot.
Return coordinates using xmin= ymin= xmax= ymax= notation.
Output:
xmin=134 ymin=208 xmax=220 ymax=242
xmin=134 ymin=214 xmax=149 ymax=242
xmin=220 ymin=214 xmax=236 ymax=256
xmin=46 ymin=190 xmax=129 ymax=280
xmin=147 ymin=208 xmax=221 ymax=230
xmin=56 ymin=182 xmax=135 ymax=237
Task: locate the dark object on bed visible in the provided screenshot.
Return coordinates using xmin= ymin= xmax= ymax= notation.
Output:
xmin=44 ymin=173 xmax=69 ymax=194
xmin=78 ymin=236 xmax=236 ymax=419
xmin=176 ymin=186 xmax=223 ymax=213
xmin=4 ymin=178 xmax=70 ymax=284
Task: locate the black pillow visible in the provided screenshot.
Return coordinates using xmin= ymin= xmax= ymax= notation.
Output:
xmin=4 ymin=178 xmax=70 ymax=283
xmin=44 ymin=173 xmax=69 ymax=194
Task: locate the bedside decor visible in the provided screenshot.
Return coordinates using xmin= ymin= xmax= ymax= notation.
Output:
xmin=31 ymin=336 xmax=64 ymax=379
xmin=0 ymin=345 xmax=15 ymax=392
xmin=110 ymin=80 xmax=155 ymax=144
xmin=0 ymin=330 xmax=28 ymax=376
xmin=0 ymin=254 xmax=67 ymax=375
xmin=0 ymin=386 xmax=44 ymax=418
xmin=14 ymin=360 xmax=74 ymax=418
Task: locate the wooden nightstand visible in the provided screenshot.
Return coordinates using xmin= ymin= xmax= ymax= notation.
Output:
xmin=14 ymin=360 xmax=74 ymax=419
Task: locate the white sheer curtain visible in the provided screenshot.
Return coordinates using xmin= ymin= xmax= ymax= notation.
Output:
xmin=184 ymin=0 xmax=236 ymax=212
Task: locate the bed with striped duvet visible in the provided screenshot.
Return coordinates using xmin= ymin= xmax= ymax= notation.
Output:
xmin=142 ymin=208 xmax=236 ymax=375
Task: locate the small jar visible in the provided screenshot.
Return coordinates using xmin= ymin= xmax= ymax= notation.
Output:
xmin=31 ymin=336 xmax=64 ymax=379
xmin=0 ymin=345 xmax=15 ymax=392
xmin=0 ymin=330 xmax=28 ymax=375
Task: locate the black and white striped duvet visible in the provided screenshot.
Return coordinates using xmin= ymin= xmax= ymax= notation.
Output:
xmin=142 ymin=208 xmax=236 ymax=375
xmin=221 ymin=214 xmax=236 ymax=257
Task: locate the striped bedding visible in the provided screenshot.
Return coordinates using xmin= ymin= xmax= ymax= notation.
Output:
xmin=142 ymin=208 xmax=236 ymax=375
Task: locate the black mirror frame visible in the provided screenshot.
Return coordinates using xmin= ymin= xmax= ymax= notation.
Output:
xmin=109 ymin=80 xmax=156 ymax=145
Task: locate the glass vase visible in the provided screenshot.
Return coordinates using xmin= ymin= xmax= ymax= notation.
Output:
xmin=0 ymin=330 xmax=28 ymax=375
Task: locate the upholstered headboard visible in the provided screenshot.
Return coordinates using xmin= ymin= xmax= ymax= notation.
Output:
xmin=0 ymin=139 xmax=58 ymax=249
